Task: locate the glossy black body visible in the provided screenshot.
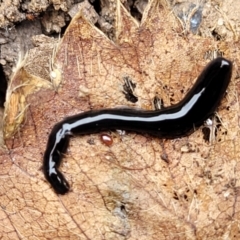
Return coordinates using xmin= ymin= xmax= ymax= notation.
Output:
xmin=43 ymin=57 xmax=232 ymax=194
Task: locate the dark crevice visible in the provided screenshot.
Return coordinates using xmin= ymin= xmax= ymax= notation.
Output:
xmin=0 ymin=64 xmax=7 ymax=107
xmin=211 ymin=30 xmax=221 ymax=41
xmin=202 ymin=127 xmax=211 ymax=142
xmin=90 ymin=0 xmax=102 ymax=14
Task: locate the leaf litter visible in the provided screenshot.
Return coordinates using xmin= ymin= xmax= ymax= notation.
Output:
xmin=1 ymin=0 xmax=240 ymax=239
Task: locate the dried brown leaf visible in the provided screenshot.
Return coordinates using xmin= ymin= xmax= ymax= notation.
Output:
xmin=1 ymin=0 xmax=240 ymax=239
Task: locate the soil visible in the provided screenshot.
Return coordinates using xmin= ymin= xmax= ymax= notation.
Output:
xmin=1 ymin=0 xmax=239 ymax=80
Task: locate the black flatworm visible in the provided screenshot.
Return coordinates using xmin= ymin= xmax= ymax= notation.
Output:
xmin=43 ymin=57 xmax=232 ymax=194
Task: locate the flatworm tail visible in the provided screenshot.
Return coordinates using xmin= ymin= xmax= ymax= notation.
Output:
xmin=43 ymin=57 xmax=232 ymax=194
